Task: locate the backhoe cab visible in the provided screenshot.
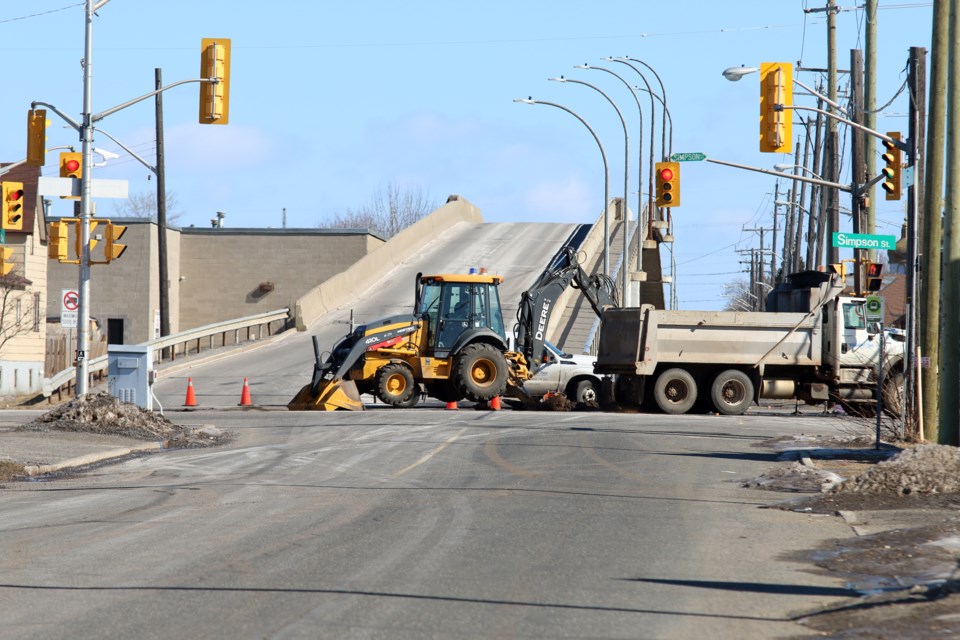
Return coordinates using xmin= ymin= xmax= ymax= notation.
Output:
xmin=288 ymin=270 xmax=528 ymax=410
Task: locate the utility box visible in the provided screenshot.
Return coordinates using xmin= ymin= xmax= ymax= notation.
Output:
xmin=108 ymin=344 xmax=153 ymax=411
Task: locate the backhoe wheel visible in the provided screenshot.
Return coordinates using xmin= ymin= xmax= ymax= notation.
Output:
xmin=376 ymin=363 xmax=416 ymax=407
xmin=456 ymin=343 xmax=508 ymax=402
xmin=709 ymin=369 xmax=754 ymax=416
xmin=653 ymin=368 xmax=697 ymax=415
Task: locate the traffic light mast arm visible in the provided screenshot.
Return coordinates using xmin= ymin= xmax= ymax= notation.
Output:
xmin=0 ymin=145 xmax=75 ymax=179
xmin=30 ymin=101 xmax=81 ymax=132
xmin=92 ymin=78 xmax=211 ymax=122
xmin=704 ymin=157 xmax=852 ymax=192
xmin=774 ymin=104 xmax=910 ymax=151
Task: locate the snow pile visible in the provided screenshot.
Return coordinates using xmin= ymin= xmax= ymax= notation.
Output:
xmin=834 ymin=444 xmax=960 ymax=496
xmin=745 ymin=461 xmax=846 ymax=493
xmin=17 ymin=392 xmax=229 ymax=447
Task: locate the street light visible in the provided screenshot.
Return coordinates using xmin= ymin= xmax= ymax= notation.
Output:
xmin=550 ymin=74 xmax=631 ymax=304
xmin=514 ymin=97 xmax=611 ymax=277
xmin=576 ymin=63 xmax=647 ymax=302
xmin=722 ymin=65 xmax=848 ymax=116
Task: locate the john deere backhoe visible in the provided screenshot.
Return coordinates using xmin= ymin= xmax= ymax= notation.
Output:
xmin=288 ymin=270 xmax=531 ymax=410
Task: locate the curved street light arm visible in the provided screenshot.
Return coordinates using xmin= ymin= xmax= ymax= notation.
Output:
xmin=92 ymin=127 xmax=157 ymax=174
xmin=514 ymin=98 xmax=611 ymax=277
xmin=30 ymin=101 xmax=81 ymax=132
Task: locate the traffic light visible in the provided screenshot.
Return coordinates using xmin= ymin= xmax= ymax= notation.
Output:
xmin=26 ymin=108 xmax=47 ymax=167
xmin=103 ymin=222 xmax=127 ymax=262
xmin=2 ymin=182 xmax=25 ymax=231
xmin=59 ymin=152 xmax=82 ymax=179
xmin=655 ymin=161 xmax=680 ymax=208
xmin=199 ymin=37 xmax=231 ymax=125
xmin=827 ymin=262 xmax=847 ymax=278
xmin=48 ymin=220 xmax=70 ymax=262
xmin=0 ymin=246 xmax=14 ymax=276
xmin=75 ymin=220 xmax=99 ymax=259
xmin=866 ymin=261 xmax=884 ymax=292
xmin=759 ymin=62 xmax=793 ymax=153
xmin=881 ymin=132 xmax=902 ymax=201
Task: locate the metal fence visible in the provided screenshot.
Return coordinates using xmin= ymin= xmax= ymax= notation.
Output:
xmin=43 ymin=308 xmax=291 ymax=401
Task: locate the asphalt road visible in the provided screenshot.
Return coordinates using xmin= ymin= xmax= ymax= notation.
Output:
xmin=1 ymin=408 xmax=857 ymax=639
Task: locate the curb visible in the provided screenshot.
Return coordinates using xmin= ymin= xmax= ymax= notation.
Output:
xmin=22 ymin=442 xmax=163 ymax=476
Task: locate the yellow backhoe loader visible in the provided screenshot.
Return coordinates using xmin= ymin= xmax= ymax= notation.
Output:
xmin=289 ymin=270 xmax=531 ymax=410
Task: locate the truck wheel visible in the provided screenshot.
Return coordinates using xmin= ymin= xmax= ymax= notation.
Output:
xmin=710 ymin=369 xmax=754 ymax=416
xmin=376 ymin=363 xmax=415 ymax=407
xmin=456 ymin=343 xmax=508 ymax=402
xmin=882 ymin=369 xmax=904 ymax=418
xmin=653 ymin=368 xmax=697 ymax=415
xmin=396 ymin=387 xmax=422 ymax=408
xmin=571 ymin=378 xmax=600 ymax=408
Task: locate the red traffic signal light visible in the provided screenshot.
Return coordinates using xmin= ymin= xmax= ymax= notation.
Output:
xmin=659 ymin=166 xmax=674 ymax=182
xmin=60 ymin=152 xmax=82 ymax=179
xmin=2 ymin=181 xmax=25 ymax=231
xmin=866 ymin=262 xmax=884 ymax=292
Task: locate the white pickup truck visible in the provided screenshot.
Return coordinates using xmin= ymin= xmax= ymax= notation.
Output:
xmin=523 ymin=341 xmax=601 ymax=407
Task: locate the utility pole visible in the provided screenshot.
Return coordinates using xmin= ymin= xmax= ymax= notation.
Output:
xmin=864 ymin=0 xmax=878 ymax=260
xmin=825 ymin=0 xmax=840 ymax=265
xmin=923 ymin=0 xmax=949 ymax=442
xmin=806 ymin=94 xmax=825 ymax=270
xmin=155 ymin=68 xmax=170 ymax=353
xmin=904 ymin=47 xmax=926 ymax=437
xmin=850 ymin=49 xmax=866 ymax=295
xmin=941 ymin=0 xmax=960 ymax=447
xmin=794 ymin=124 xmax=813 ymax=272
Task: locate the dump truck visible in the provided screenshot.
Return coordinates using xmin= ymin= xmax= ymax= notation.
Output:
xmin=594 ymin=271 xmax=905 ymax=416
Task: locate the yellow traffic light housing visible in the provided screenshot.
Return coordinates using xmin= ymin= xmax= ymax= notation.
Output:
xmin=27 ymin=109 xmax=47 ymax=167
xmin=59 ymin=152 xmax=82 ymax=179
xmin=104 ymin=222 xmax=127 ymax=262
xmin=2 ymin=182 xmax=25 ymax=231
xmin=75 ymin=220 xmax=99 ymax=260
xmin=48 ymin=220 xmax=71 ymax=262
xmin=0 ymin=246 xmax=15 ymax=276
xmin=199 ymin=38 xmax=231 ymax=125
xmin=881 ymin=132 xmax=902 ymax=201
xmin=655 ymin=161 xmax=680 ymax=208
xmin=759 ymin=62 xmax=793 ymax=153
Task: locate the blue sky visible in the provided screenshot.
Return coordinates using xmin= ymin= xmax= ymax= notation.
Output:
xmin=0 ymin=1 xmax=932 ymax=309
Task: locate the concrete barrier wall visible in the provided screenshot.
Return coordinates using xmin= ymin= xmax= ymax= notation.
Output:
xmin=294 ymin=196 xmax=484 ymax=330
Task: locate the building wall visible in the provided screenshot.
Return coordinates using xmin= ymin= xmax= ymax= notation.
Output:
xmin=178 ymin=228 xmax=380 ymax=330
xmin=47 ymin=222 xmax=381 ymax=343
xmin=0 ymin=203 xmax=48 ymax=395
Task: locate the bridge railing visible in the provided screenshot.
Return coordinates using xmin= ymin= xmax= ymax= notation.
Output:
xmin=43 ymin=308 xmax=291 ymax=401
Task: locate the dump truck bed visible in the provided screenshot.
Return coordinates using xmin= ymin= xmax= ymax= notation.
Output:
xmin=595 ymin=306 xmax=822 ymax=376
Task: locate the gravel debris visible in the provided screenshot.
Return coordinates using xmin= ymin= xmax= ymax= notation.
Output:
xmin=15 ymin=392 xmax=230 ymax=448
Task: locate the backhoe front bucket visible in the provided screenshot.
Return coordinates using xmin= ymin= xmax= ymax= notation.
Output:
xmin=287 ymin=379 xmax=364 ymax=411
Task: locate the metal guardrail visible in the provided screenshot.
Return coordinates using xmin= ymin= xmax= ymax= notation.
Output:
xmin=43 ymin=308 xmax=291 ymax=398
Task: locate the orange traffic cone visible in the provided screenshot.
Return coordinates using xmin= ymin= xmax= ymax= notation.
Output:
xmin=184 ymin=378 xmax=197 ymax=407
xmin=445 ymin=400 xmax=458 ymax=410
xmin=239 ymin=377 xmax=252 ymax=406
xmin=490 ymin=396 xmax=501 ymax=411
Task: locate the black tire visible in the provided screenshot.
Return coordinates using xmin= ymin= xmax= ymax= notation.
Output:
xmin=456 ymin=343 xmax=508 ymax=402
xmin=376 ymin=363 xmax=415 ymax=407
xmin=396 ymin=387 xmax=422 ymax=408
xmin=709 ymin=369 xmax=754 ymax=416
xmin=571 ymin=378 xmax=600 ymax=408
xmin=653 ymin=368 xmax=697 ymax=415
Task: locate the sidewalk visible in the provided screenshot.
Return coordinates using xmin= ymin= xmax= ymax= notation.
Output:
xmin=0 ymin=426 xmax=161 ymax=478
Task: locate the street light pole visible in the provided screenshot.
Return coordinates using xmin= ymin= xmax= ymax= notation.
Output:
xmin=550 ymin=75 xmax=631 ymax=305
xmin=514 ymin=98 xmax=611 ymax=278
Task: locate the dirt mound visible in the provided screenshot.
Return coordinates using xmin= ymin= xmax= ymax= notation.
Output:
xmin=17 ymin=392 xmax=229 ymax=448
xmin=834 ymin=444 xmax=960 ymax=496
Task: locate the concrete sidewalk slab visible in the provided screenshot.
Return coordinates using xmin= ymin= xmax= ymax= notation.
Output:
xmin=1 ymin=428 xmax=161 ymax=476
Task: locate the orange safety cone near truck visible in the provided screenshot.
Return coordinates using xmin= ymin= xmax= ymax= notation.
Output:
xmin=239 ymin=377 xmax=252 ymax=406
xmin=184 ymin=378 xmax=197 ymax=407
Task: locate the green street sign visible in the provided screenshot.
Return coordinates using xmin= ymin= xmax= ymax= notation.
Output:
xmin=670 ymin=152 xmax=707 ymax=162
xmin=831 ymin=232 xmax=896 ymax=250
xmin=0 ymin=229 xmax=5 ymax=244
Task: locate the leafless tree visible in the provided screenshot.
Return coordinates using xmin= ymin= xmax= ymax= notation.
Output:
xmin=321 ymin=183 xmax=437 ymax=238
xmin=723 ymin=279 xmax=756 ymax=312
xmin=111 ymin=191 xmax=184 ymax=224
xmin=0 ymin=275 xmax=37 ymax=355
